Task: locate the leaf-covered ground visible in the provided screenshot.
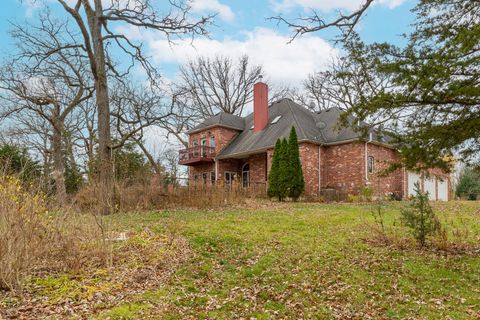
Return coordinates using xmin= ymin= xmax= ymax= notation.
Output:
xmin=2 ymin=201 xmax=480 ymax=319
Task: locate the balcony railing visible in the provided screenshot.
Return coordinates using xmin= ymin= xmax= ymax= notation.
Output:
xmin=179 ymin=145 xmax=216 ymax=165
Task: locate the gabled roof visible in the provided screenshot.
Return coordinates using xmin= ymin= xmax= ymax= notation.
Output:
xmin=218 ymin=99 xmax=324 ymax=158
xmin=189 ymin=98 xmax=390 ymax=159
xmin=188 ymin=112 xmax=244 ymax=134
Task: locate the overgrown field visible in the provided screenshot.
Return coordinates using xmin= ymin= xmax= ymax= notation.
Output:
xmin=1 ymin=201 xmax=480 ymax=319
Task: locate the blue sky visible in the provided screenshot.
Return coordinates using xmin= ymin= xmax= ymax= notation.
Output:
xmin=1 ymin=0 xmax=416 ymax=87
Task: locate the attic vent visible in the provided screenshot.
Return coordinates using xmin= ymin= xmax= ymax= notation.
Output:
xmin=271 ymin=115 xmax=282 ymax=124
xmin=315 ymin=120 xmax=326 ymax=129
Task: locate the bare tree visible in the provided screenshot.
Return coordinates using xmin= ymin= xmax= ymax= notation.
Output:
xmin=46 ymin=0 xmax=214 ymax=213
xmin=178 ymin=55 xmax=263 ymax=118
xmin=0 ymin=13 xmax=93 ymax=203
xmin=162 ymin=55 xmax=291 ymax=146
xmin=269 ymin=0 xmax=374 ymax=42
xmin=110 ymin=81 xmax=174 ymax=175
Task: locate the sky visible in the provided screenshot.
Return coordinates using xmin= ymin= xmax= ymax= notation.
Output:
xmin=1 ymin=0 xmax=417 ymax=88
xmin=0 ymin=0 xmax=418 ymax=158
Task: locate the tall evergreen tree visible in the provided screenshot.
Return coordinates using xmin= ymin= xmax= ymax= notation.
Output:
xmin=287 ymin=127 xmax=305 ymax=200
xmin=268 ymin=139 xmax=282 ymax=199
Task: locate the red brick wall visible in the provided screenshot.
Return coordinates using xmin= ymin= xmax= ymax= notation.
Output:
xmin=186 ymin=127 xmax=449 ymax=200
xmin=299 ymin=143 xmax=320 ymax=196
xmin=322 ymin=142 xmax=365 ymax=194
xmin=189 ymin=126 xmax=240 ymax=154
xmin=248 ymin=153 xmax=268 ymax=184
xmin=188 ymin=126 xmax=240 ymax=180
xmin=217 ymin=158 xmax=242 ymax=183
xmin=188 ymin=163 xmax=215 ymax=181
xmin=366 ymin=143 xmax=403 ymax=197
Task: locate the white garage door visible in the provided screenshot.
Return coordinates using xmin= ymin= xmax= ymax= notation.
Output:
xmin=423 ymin=177 xmax=436 ymax=200
xmin=408 ymin=172 xmax=421 ymax=197
xmin=437 ymin=179 xmax=448 ymax=201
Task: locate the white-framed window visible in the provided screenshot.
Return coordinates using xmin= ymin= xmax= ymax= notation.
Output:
xmin=242 ymin=163 xmax=250 ymax=188
xmin=192 ymin=140 xmax=199 ymax=157
xmin=209 ymin=136 xmax=215 ymax=148
xmin=367 ymin=156 xmax=375 ymax=174
xmin=225 ymin=171 xmax=236 ymax=184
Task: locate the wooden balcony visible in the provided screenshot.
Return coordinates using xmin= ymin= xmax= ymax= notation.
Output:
xmin=179 ymin=145 xmax=216 ymax=165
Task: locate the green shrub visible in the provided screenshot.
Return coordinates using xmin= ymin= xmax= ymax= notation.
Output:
xmin=401 ymin=182 xmax=440 ymax=247
xmin=455 ymin=167 xmax=480 ymax=200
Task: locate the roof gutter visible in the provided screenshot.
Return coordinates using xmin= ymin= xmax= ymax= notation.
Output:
xmin=188 ymin=124 xmax=244 ymax=134
xmin=216 ymin=137 xmax=395 ymax=160
xmin=216 ymin=138 xmax=323 ymax=159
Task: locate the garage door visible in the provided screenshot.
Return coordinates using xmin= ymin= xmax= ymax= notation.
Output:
xmin=437 ymin=179 xmax=448 ymax=201
xmin=407 ymin=172 xmax=421 ymax=197
xmin=423 ymin=177 xmax=436 ymax=200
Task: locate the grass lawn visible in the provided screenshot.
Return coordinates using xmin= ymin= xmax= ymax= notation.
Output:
xmin=102 ymin=201 xmax=480 ymax=319
xmin=2 ymin=201 xmax=480 ymax=319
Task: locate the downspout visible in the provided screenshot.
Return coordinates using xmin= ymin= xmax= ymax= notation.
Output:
xmin=365 ymin=132 xmax=373 ymax=183
xmin=318 ymin=145 xmax=321 ymax=195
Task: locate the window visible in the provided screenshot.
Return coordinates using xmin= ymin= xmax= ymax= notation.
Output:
xmin=271 ymin=115 xmax=282 ymax=124
xmin=200 ymin=139 xmax=207 ymax=157
xmin=225 ymin=171 xmax=236 ymax=185
xmin=209 ymin=136 xmax=215 ymax=148
xmin=210 ymin=172 xmax=216 ymax=184
xmin=192 ymin=140 xmax=199 ymax=157
xmin=202 ymin=172 xmax=208 ymax=185
xmin=242 ymin=163 xmax=250 ymax=188
xmin=367 ymin=156 xmax=374 ymax=174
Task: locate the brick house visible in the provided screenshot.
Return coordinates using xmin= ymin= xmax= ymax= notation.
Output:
xmin=179 ymin=81 xmax=451 ymax=200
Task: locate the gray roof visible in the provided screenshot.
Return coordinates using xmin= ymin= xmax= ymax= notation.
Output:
xmin=188 ymin=112 xmax=245 ymax=133
xmin=218 ymin=99 xmax=378 ymax=158
xmin=189 ymin=99 xmax=388 ymax=159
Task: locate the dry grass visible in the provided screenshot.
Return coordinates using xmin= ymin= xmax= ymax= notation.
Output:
xmin=75 ymin=181 xmax=267 ymax=212
xmin=0 ymin=176 xmax=110 ymax=292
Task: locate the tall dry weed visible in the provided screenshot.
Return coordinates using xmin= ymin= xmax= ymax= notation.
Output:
xmin=0 ymin=176 xmax=110 ymax=291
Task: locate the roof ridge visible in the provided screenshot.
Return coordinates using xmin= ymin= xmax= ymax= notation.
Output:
xmin=286 ymin=99 xmax=308 ymax=140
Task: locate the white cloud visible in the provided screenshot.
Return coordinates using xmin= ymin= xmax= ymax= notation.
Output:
xmin=147 ymin=27 xmax=337 ymax=86
xmin=191 ymin=0 xmax=235 ymax=22
xmin=271 ymin=0 xmax=406 ymax=12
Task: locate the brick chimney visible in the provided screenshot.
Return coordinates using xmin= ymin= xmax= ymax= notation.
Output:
xmin=253 ymin=79 xmax=268 ymax=132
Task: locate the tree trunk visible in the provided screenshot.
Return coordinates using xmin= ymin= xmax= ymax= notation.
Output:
xmin=87 ymin=0 xmax=113 ymax=214
xmin=51 ymin=120 xmax=67 ymax=204
xmin=135 ymin=138 xmax=162 ymax=175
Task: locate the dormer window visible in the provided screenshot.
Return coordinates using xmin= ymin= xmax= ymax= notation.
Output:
xmin=271 ymin=115 xmax=282 ymax=124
